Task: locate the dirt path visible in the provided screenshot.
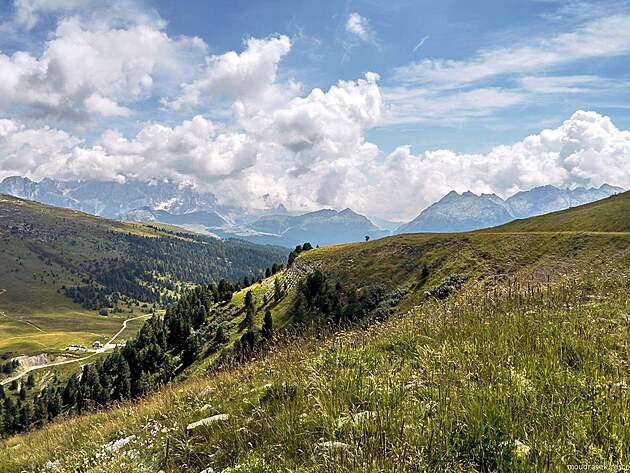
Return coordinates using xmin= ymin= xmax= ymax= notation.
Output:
xmin=0 ymin=313 xmax=151 ymax=386
xmin=0 ymin=289 xmax=44 ymax=333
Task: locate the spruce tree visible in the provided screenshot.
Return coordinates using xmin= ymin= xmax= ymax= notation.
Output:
xmin=261 ymin=309 xmax=273 ymax=340
xmin=215 ymin=326 xmax=228 ymax=344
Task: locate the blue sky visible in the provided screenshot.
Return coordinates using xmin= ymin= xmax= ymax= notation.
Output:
xmin=0 ymin=0 xmax=629 ymax=219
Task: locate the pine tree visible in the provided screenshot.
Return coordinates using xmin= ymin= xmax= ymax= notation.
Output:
xmin=261 ymin=309 xmax=273 ymax=340
xmin=421 ymin=263 xmax=429 ymax=279
xmin=62 ymin=375 xmax=79 ymax=406
xmin=293 ymin=292 xmax=308 ymax=324
xmin=114 ymin=357 xmax=132 ymax=400
xmin=182 ymin=335 xmax=200 ymax=366
xmin=245 ymin=305 xmax=254 ymax=329
xmin=17 ymin=401 xmax=32 ymax=431
xmin=3 ymin=397 xmax=16 ymax=434
xmin=215 ymin=326 xmax=228 ymax=344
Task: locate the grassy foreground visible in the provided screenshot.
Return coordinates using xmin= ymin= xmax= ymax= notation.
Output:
xmin=1 ymin=266 xmax=628 ymax=472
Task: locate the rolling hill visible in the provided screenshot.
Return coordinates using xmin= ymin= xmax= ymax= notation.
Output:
xmin=0 ymin=194 xmax=288 ymax=358
xmin=488 ymin=189 xmax=630 ymax=233
xmin=0 ymin=191 xmax=629 ymax=472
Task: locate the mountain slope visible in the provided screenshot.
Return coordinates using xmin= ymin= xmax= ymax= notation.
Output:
xmin=1 ymin=177 xmax=391 ymax=247
xmin=0 ymin=194 xmax=287 ymax=357
xmin=489 ymin=190 xmax=630 ymax=233
xmin=0 ymin=176 xmax=224 ymax=219
xmin=235 ymin=208 xmax=390 ymax=247
xmin=1 ymin=192 xmax=629 ymax=472
xmin=396 ymin=191 xmax=513 ymax=233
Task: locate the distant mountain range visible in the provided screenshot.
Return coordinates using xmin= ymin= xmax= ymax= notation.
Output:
xmin=217 ymin=208 xmax=389 ymax=248
xmin=395 ymin=184 xmax=623 ymax=234
xmin=0 ymin=176 xmax=386 ymax=247
xmin=0 ymin=176 xmax=227 ymax=220
xmin=1 ymin=176 xmax=624 ymax=245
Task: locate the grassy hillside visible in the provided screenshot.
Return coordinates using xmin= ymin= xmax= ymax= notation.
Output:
xmin=0 ymin=194 xmax=287 ymax=358
xmin=487 ymin=190 xmax=629 ymax=233
xmin=1 ymin=192 xmax=629 ymax=472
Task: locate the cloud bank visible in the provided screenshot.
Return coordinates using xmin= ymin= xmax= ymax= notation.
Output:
xmin=0 ymin=1 xmax=628 ymax=221
xmin=2 ymin=107 xmax=628 ymax=220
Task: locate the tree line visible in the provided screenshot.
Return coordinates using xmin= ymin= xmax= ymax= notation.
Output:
xmin=64 ymin=231 xmax=286 ymax=311
xmin=0 ymin=260 xmax=285 ymax=437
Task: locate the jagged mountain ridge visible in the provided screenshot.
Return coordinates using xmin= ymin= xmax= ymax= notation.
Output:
xmin=222 ymin=208 xmax=390 ymax=248
xmin=505 ymin=184 xmax=622 ymax=219
xmin=2 ymin=176 xmax=624 ymax=242
xmin=0 ymin=176 xmax=390 ymax=247
xmin=396 ymin=184 xmax=624 ymax=234
xmin=0 ymin=176 xmax=226 ymax=220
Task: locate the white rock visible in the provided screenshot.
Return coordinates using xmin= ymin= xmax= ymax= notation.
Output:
xmin=102 ymin=435 xmax=136 ymax=453
xmin=316 ymin=441 xmax=351 ymax=451
xmin=43 ymin=461 xmax=64 ymax=472
xmin=199 ymin=386 xmax=214 ymax=398
xmin=514 ymin=439 xmax=531 ymax=458
xmin=143 ymin=419 xmax=160 ymax=432
xmin=187 ymin=414 xmax=230 ymax=431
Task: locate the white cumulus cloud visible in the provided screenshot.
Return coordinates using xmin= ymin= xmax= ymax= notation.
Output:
xmin=364 ymin=110 xmax=630 ymax=220
xmin=0 ymin=10 xmax=206 ymax=124
xmin=163 ymin=35 xmax=293 ymax=111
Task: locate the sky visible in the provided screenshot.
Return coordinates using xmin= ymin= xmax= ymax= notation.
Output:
xmin=0 ymin=0 xmax=629 ymax=221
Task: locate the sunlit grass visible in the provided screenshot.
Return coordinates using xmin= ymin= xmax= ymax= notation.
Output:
xmin=2 ymin=269 xmax=628 ymax=472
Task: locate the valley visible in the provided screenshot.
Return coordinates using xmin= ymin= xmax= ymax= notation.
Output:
xmin=0 ymin=313 xmax=152 ymax=387
xmin=0 ymin=191 xmax=628 ymax=472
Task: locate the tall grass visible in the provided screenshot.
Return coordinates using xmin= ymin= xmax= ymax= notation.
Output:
xmin=1 ymin=268 xmax=628 ymax=472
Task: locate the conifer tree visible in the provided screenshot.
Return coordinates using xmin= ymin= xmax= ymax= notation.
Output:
xmin=215 ymin=326 xmax=228 ymax=344
xmin=262 ymin=309 xmax=273 ymax=340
